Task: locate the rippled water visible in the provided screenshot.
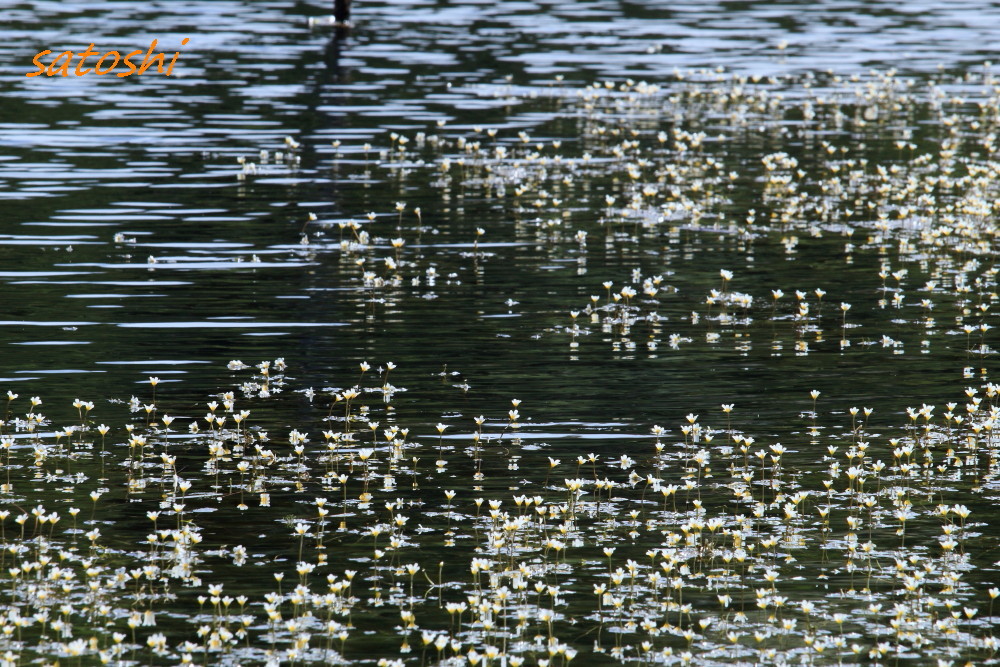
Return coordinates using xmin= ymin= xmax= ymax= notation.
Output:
xmin=3 ymin=0 xmax=999 ymax=402
xmin=3 ymin=1 xmax=1000 ymax=665
xmin=0 ymin=2 xmax=995 ymax=402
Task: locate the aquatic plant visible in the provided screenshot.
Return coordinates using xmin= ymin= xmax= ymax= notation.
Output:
xmin=10 ymin=64 xmax=1000 ymax=665
xmin=0 ymin=351 xmax=999 ymax=664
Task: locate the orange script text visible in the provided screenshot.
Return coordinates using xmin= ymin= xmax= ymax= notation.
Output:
xmin=26 ymin=38 xmax=190 ymax=77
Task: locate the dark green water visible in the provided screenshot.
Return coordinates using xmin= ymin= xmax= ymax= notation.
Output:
xmin=2 ymin=1 xmax=1000 ymax=665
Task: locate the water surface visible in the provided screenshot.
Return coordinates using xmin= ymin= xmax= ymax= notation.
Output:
xmin=1 ymin=1 xmax=1000 ymax=665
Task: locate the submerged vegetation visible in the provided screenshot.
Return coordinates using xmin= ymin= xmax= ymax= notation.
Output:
xmin=9 ymin=66 xmax=1000 ymax=665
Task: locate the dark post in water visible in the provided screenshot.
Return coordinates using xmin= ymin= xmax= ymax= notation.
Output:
xmin=335 ymin=0 xmax=351 ymax=25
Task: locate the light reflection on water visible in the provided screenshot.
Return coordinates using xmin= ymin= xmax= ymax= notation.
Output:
xmin=1 ymin=0 xmax=1000 ymax=664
